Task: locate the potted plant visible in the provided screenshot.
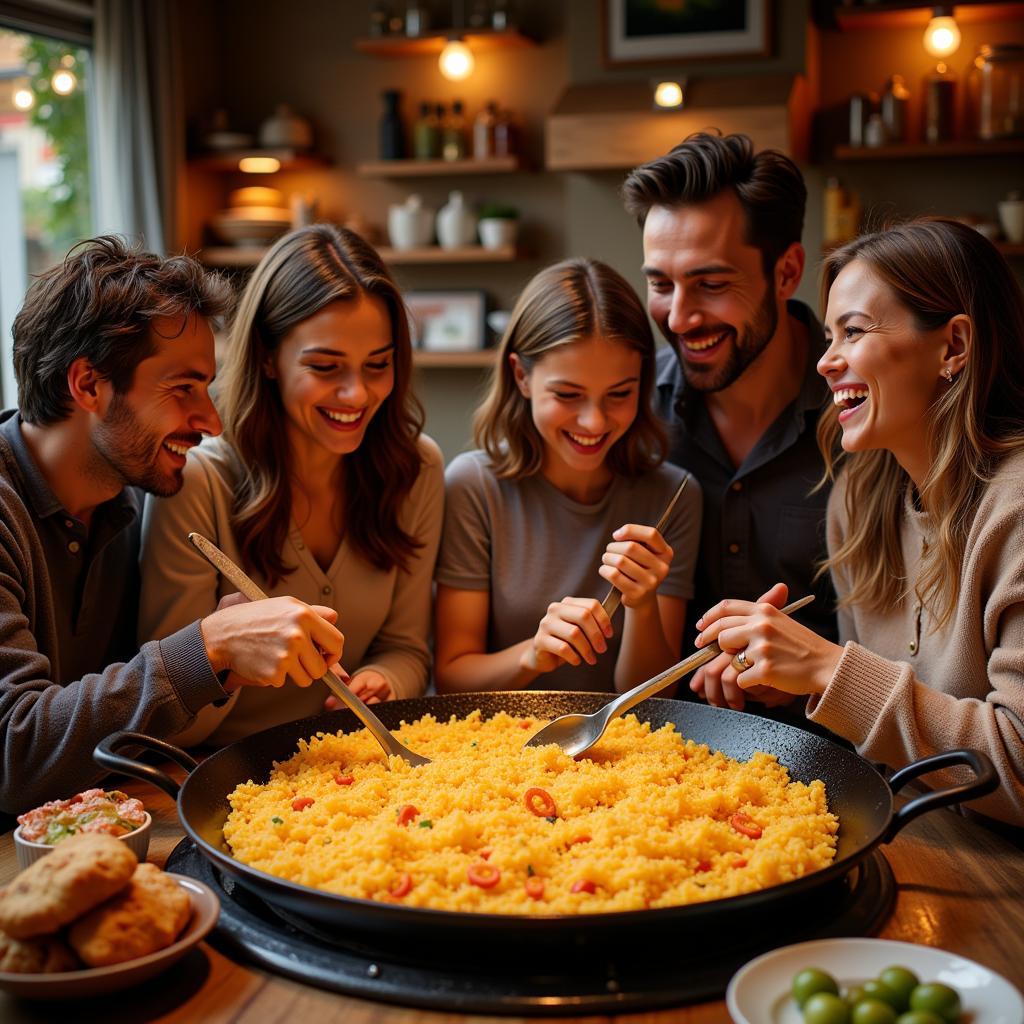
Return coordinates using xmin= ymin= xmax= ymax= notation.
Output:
xmin=477 ymin=202 xmax=519 ymax=251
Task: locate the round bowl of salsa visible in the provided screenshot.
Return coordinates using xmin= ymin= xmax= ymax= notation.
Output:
xmin=14 ymin=789 xmax=151 ymax=869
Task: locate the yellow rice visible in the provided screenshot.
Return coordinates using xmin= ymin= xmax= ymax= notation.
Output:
xmin=223 ymin=711 xmax=838 ymax=915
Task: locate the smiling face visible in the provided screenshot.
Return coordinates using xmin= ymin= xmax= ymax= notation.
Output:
xmin=642 ymin=190 xmax=780 ymax=393
xmin=271 ymin=295 xmax=395 ymax=463
xmin=512 ymin=334 xmax=642 ymax=494
xmin=819 ymin=260 xmax=951 ymax=471
xmin=91 ymin=314 xmax=221 ymax=496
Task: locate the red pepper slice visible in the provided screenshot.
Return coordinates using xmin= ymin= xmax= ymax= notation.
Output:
xmin=730 ymin=812 xmax=763 ymax=839
xmin=525 ymin=876 xmax=545 ymax=900
xmin=291 ymin=797 xmax=314 ymax=811
xmin=397 ymin=804 xmax=419 ymax=826
xmin=519 ymin=719 xmax=532 ymax=729
xmin=468 ymin=862 xmax=501 ymax=888
xmin=733 ymin=858 xmax=748 ymax=869
xmin=524 ymin=787 xmax=557 ymax=818
xmin=334 ymin=774 xmax=354 ymax=786
xmin=389 ymin=873 xmax=413 ymax=898
xmin=696 ymin=860 xmax=712 ymax=873
xmin=479 ymin=848 xmax=492 ymax=861
xmin=571 ymin=879 xmax=596 ymax=894
xmin=568 ymin=835 xmax=591 ymax=846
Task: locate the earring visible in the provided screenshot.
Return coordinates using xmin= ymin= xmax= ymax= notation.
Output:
xmin=942 ymin=368 xmax=954 ymax=383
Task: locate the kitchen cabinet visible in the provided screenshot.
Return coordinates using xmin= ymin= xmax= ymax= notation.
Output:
xmin=354 ymin=28 xmax=534 ymax=57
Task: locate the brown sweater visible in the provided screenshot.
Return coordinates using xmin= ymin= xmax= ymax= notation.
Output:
xmin=808 ymin=449 xmax=1024 ymax=826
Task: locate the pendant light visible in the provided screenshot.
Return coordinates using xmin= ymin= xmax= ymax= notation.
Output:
xmin=439 ymin=0 xmax=474 ymax=82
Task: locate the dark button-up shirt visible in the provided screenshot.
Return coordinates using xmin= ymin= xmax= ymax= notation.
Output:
xmin=654 ymin=299 xmax=838 ymax=644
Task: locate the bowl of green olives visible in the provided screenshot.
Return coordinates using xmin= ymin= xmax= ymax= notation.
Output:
xmin=726 ymin=938 xmax=1023 ymax=1024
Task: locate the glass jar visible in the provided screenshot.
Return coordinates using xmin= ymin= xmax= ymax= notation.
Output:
xmin=971 ymin=43 xmax=1024 ymax=140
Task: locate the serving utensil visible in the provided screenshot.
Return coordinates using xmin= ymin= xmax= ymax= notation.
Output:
xmin=599 ymin=474 xmax=690 ymax=620
xmin=525 ymin=594 xmax=816 ymax=758
xmin=187 ymin=532 xmax=430 ymax=768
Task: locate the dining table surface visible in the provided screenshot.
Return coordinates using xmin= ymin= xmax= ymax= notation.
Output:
xmin=1 ymin=769 xmax=1022 ymax=1024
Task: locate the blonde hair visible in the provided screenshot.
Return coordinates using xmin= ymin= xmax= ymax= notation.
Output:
xmin=474 ymin=258 xmax=666 ymax=478
xmin=817 ymin=218 xmax=1024 ymax=630
xmin=220 ymin=224 xmax=425 ymax=585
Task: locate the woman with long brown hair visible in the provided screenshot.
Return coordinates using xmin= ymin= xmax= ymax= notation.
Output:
xmin=692 ymin=218 xmax=1024 ymax=825
xmin=434 ymin=258 xmax=701 ymax=694
xmin=139 ymin=225 xmax=443 ymax=744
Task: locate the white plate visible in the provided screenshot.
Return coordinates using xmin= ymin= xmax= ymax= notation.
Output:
xmin=0 ymin=875 xmax=219 ymax=1000
xmin=727 ymin=937 xmax=1024 ymax=1024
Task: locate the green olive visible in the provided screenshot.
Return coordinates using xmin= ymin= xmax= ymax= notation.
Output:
xmin=895 ymin=1012 xmax=946 ymax=1024
xmin=879 ymin=967 xmax=920 ymax=1011
xmin=846 ymin=985 xmax=867 ymax=1007
xmin=793 ymin=967 xmax=840 ymax=1007
xmin=909 ymin=983 xmax=961 ymax=1023
xmin=803 ymin=991 xmax=852 ymax=1024
xmin=851 ymin=1000 xmax=898 ymax=1024
xmin=862 ymin=980 xmax=903 ymax=1010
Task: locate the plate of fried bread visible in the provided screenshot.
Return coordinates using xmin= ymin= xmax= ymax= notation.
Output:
xmin=0 ymin=832 xmax=219 ymax=998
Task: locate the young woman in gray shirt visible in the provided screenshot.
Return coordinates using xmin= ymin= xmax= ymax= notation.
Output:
xmin=435 ymin=259 xmax=701 ymax=694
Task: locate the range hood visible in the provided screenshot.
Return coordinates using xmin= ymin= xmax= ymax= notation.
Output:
xmin=545 ymin=73 xmax=808 ymax=170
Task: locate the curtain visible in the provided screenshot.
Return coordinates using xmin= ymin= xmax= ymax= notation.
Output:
xmin=92 ymin=0 xmax=179 ymax=253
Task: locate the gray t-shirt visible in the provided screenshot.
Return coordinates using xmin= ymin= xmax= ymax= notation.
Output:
xmin=436 ymin=450 xmax=702 ymax=692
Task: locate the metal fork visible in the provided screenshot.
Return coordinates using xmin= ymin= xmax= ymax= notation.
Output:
xmin=188 ymin=532 xmax=430 ymax=768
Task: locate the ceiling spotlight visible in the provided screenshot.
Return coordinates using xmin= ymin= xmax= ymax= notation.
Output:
xmin=51 ymin=68 xmax=77 ymax=95
xmin=13 ymin=87 xmax=35 ymax=111
xmin=439 ymin=38 xmax=474 ymax=81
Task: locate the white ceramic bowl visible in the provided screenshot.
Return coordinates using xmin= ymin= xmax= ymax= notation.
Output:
xmin=13 ymin=813 xmax=152 ymax=870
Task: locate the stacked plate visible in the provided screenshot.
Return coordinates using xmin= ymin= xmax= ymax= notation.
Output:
xmin=210 ymin=187 xmax=292 ymax=247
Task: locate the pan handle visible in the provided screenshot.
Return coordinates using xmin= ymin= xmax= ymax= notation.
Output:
xmin=882 ymin=748 xmax=998 ymax=842
xmin=93 ymin=731 xmax=199 ymax=800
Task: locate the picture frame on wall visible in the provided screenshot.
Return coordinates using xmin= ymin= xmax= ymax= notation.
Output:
xmin=405 ymin=290 xmax=487 ymax=352
xmin=603 ymin=0 xmax=772 ymax=66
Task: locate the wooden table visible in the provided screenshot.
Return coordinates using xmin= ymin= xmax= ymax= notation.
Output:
xmin=2 ymin=778 xmax=1022 ymax=1024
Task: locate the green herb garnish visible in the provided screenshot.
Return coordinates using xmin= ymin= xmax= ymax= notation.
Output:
xmin=418 ymin=820 xmax=433 ymax=829
xmin=271 ymin=816 xmax=284 ymax=825
xmin=527 ymin=864 xmax=535 ymax=877
xmin=545 ymin=816 xmax=557 ymax=824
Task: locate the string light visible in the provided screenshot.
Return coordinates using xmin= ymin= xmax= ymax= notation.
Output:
xmin=13 ymin=87 xmax=35 ymax=111
xmin=653 ymin=81 xmax=684 ymax=109
xmin=51 ymin=68 xmax=77 ymax=95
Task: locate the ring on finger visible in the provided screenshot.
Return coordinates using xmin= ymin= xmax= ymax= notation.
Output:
xmin=731 ymin=648 xmax=752 ymax=673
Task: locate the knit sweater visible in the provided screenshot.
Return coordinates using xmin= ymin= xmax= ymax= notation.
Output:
xmin=138 ymin=434 xmax=444 ymax=746
xmin=808 ymin=449 xmax=1024 ymax=825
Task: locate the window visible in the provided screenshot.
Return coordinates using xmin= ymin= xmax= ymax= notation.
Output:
xmin=0 ymin=27 xmax=93 ymax=406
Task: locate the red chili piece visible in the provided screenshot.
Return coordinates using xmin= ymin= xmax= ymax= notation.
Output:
xmin=479 ymin=848 xmax=492 ymax=860
xmin=334 ymin=774 xmax=354 ymax=786
xmin=568 ymin=835 xmax=591 ymax=846
xmin=519 ymin=719 xmax=532 ymax=729
xmin=468 ymin=863 xmax=501 ymax=889
xmin=729 ymin=812 xmax=763 ymax=839
xmin=733 ymin=858 xmax=748 ymax=869
xmin=525 ymin=876 xmax=545 ymax=900
xmin=389 ymin=873 xmax=413 ymax=898
xmin=571 ymin=879 xmax=596 ymax=894
xmin=291 ymin=797 xmax=314 ymax=811
xmin=696 ymin=860 xmax=712 ymax=873
xmin=524 ymin=787 xmax=557 ymax=818
xmin=397 ymin=804 xmax=419 ymax=826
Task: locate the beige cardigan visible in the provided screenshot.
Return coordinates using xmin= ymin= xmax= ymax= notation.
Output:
xmin=138 ymin=434 xmax=444 ymax=746
xmin=808 ymin=449 xmax=1024 ymax=826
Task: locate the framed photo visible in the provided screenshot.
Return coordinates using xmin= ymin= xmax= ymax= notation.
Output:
xmin=603 ymin=0 xmax=772 ymax=66
xmin=405 ymin=290 xmax=487 ymax=352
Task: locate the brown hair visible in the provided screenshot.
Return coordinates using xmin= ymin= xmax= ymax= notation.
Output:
xmin=474 ymin=258 xmax=666 ymax=478
xmin=12 ymin=235 xmax=231 ymax=425
xmin=220 ymin=224 xmax=425 ymax=585
xmin=817 ymin=218 xmax=1024 ymax=629
xmin=621 ymin=131 xmax=806 ymax=279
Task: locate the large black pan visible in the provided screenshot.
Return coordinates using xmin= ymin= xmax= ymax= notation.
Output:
xmin=96 ymin=692 xmax=995 ymax=957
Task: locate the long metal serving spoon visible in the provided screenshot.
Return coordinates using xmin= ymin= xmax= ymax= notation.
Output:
xmin=525 ymin=594 xmax=816 ymax=758
xmin=188 ymin=532 xmax=430 ymax=768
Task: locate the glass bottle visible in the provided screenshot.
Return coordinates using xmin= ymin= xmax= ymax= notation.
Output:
xmin=473 ymin=100 xmax=497 ymax=159
xmin=405 ymin=1 xmax=428 ymax=37
xmin=924 ymin=63 xmax=957 ymax=144
xmin=880 ymin=74 xmax=909 ymax=143
xmin=413 ymin=101 xmax=441 ymax=160
xmin=493 ymin=107 xmax=517 ymax=157
xmin=974 ymin=43 xmax=1024 ymax=140
xmin=442 ymin=99 xmax=468 ymax=161
xmin=379 ymin=89 xmax=406 ymax=160
xmin=369 ymin=1 xmax=388 ymax=37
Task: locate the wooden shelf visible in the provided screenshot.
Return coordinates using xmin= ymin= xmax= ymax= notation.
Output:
xmin=201 ymin=247 xmax=270 ymax=267
xmin=412 ymin=350 xmax=497 ymax=368
xmin=997 ymin=243 xmax=1024 ymax=257
xmin=357 ymin=156 xmax=524 ymax=177
xmin=378 ymin=244 xmax=519 ymax=264
xmin=833 ymin=139 xmax=1024 ymax=161
xmin=355 ymin=29 xmax=534 ymax=57
xmin=829 ymin=2 xmax=1024 ymax=30
xmin=188 ymin=150 xmax=326 ymax=172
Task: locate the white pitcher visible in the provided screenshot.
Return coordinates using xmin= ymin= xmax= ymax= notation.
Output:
xmin=436 ymin=191 xmax=478 ymax=250
xmin=387 ymin=194 xmax=434 ymax=250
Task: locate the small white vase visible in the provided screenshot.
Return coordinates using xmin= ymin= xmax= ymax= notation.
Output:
xmin=388 ymin=194 xmax=434 ymax=250
xmin=998 ymin=199 xmax=1024 ymax=245
xmin=479 ymin=217 xmax=518 ymax=250
xmin=436 ymin=191 xmax=478 ymax=250
xmin=258 ymin=104 xmax=313 ymax=150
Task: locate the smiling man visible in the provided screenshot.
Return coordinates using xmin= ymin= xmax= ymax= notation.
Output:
xmin=0 ymin=237 xmax=345 ymax=813
xmin=622 ymin=132 xmax=837 ymax=711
